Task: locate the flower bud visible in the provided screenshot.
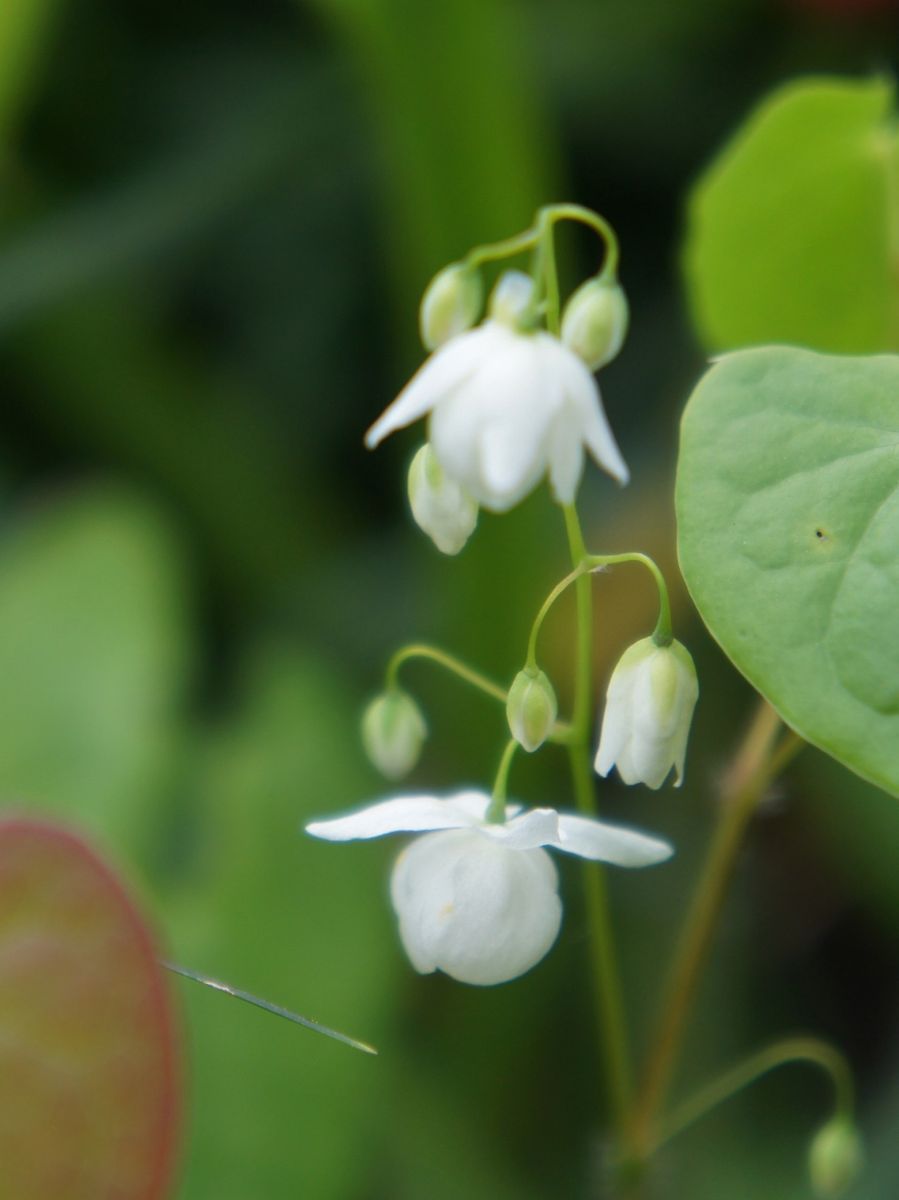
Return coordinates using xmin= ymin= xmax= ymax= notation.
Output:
xmin=419 ymin=262 xmax=483 ymax=350
xmin=561 ymin=277 xmax=629 ymax=370
xmin=407 ymin=444 xmax=478 ymax=555
xmin=809 ymin=1118 xmax=864 ymax=1198
xmin=489 ymin=270 xmax=537 ymax=330
xmin=595 ymin=636 xmax=698 ymax=790
xmin=507 ymin=668 xmax=558 ymax=753
xmin=362 ymin=690 xmax=427 ymax=780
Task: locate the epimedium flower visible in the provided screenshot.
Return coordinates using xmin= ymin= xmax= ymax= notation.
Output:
xmin=306 ymin=790 xmax=672 ymax=986
xmin=365 ymin=271 xmax=629 ymax=512
xmin=595 ymin=636 xmax=699 ymax=790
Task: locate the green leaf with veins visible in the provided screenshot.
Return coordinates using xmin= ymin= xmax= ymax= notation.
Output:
xmin=676 ymin=345 xmax=899 ymax=797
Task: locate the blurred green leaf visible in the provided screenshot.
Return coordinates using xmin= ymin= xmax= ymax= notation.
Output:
xmin=307 ymin=0 xmax=555 ymax=310
xmin=683 ymin=76 xmax=899 ymax=354
xmin=0 ymin=486 xmax=189 ymax=853
xmin=0 ymin=0 xmax=60 ymax=151
xmin=0 ymin=816 xmax=179 ymax=1200
xmin=166 ymin=646 xmax=401 ymax=1199
xmin=677 ymin=346 xmax=899 ymax=796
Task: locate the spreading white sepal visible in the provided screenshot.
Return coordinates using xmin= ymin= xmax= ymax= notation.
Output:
xmin=365 ymin=272 xmax=629 ymax=512
xmin=407 ymin=443 xmax=478 ymax=554
xmin=306 ymin=790 xmax=672 ymax=985
xmin=595 ymin=637 xmax=699 ymax=790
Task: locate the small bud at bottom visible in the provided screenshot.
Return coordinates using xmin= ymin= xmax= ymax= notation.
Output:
xmin=419 ymin=262 xmax=483 ymax=351
xmin=809 ymin=1118 xmax=864 ymax=1198
xmin=362 ymin=690 xmax=427 ymax=780
xmin=507 ymin=668 xmax=558 ymax=753
xmin=561 ymin=277 xmax=629 ymax=371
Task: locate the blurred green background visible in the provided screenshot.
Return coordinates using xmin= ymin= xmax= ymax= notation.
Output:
xmin=1 ymin=0 xmax=898 ymax=1196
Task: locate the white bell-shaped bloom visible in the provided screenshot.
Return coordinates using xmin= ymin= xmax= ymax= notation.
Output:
xmin=306 ymin=790 xmax=672 ymax=986
xmin=407 ymin=443 xmax=478 ymax=554
xmin=365 ymin=271 xmax=629 ymax=512
xmin=595 ymin=637 xmax=699 ymax=790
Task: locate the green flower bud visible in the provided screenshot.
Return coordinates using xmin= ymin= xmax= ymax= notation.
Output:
xmin=419 ymin=262 xmax=483 ymax=350
xmin=506 ymin=668 xmax=558 ymax=753
xmin=362 ymin=690 xmax=427 ymax=780
xmin=809 ymin=1118 xmax=864 ymax=1198
xmin=561 ymin=277 xmax=629 ymax=370
xmin=488 ymin=270 xmax=538 ymax=331
xmin=407 ymin=444 xmax=478 ymax=555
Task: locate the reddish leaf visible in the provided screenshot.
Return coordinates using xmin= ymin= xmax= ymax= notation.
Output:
xmin=0 ymin=817 xmax=180 ymax=1199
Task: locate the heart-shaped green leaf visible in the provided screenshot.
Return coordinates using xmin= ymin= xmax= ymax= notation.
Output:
xmin=683 ymin=76 xmax=899 ymax=354
xmin=0 ymin=817 xmax=180 ymax=1199
xmin=676 ymin=345 xmax=899 ymax=797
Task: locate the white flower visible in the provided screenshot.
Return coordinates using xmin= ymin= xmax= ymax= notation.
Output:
xmin=595 ymin=637 xmax=699 ymax=790
xmin=306 ymin=790 xmax=672 ymax=986
xmin=407 ymin=443 xmax=478 ymax=555
xmin=365 ymin=271 xmax=629 ymax=512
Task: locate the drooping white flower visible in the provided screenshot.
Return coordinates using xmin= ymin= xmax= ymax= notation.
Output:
xmin=365 ymin=271 xmax=629 ymax=512
xmin=407 ymin=443 xmax=478 ymax=555
xmin=595 ymin=637 xmax=699 ymax=790
xmin=306 ymin=790 xmax=672 ymax=986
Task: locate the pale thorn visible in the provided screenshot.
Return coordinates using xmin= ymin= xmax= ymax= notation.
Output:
xmin=306 ymin=790 xmax=673 ymax=986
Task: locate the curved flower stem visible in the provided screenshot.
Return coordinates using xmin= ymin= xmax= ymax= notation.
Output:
xmin=385 ymin=643 xmax=507 ymax=704
xmin=629 ymin=700 xmax=806 ymax=1156
xmin=526 ymin=563 xmax=590 ymax=669
xmin=540 ymin=203 xmax=620 ymax=279
xmin=586 ymin=552 xmax=672 ymax=646
xmin=385 ymin=641 xmax=573 ymax=744
xmin=649 ymin=1036 xmax=854 ymax=1154
xmin=486 ymin=738 xmax=519 ymax=823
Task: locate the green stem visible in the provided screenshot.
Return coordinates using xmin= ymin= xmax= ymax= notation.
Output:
xmin=630 ymin=701 xmax=806 ymax=1154
xmin=586 ymin=552 xmax=672 ymax=645
xmin=540 ymin=202 xmax=620 ymax=279
xmin=486 ymin=738 xmax=518 ymax=823
xmin=651 ymin=1037 xmax=854 ymax=1154
xmin=526 ymin=563 xmax=590 ymax=669
xmin=562 ymin=501 xmax=633 ymax=1134
xmin=385 ymin=643 xmax=507 ymax=704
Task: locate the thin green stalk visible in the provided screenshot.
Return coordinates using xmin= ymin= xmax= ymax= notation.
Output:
xmin=562 ymin=501 xmax=633 ymax=1133
xmin=630 ymin=701 xmax=805 ymax=1153
xmin=486 ymin=738 xmax=518 ymax=823
xmin=650 ymin=1037 xmax=854 ymax=1154
xmin=586 ymin=552 xmax=672 ymax=645
xmin=385 ymin=643 xmax=507 ymax=704
xmin=526 ymin=563 xmax=589 ymax=669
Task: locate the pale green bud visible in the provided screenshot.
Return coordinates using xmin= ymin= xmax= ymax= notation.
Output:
xmin=809 ymin=1118 xmax=864 ymax=1198
xmin=362 ymin=690 xmax=427 ymax=780
xmin=488 ymin=270 xmax=537 ymax=330
xmin=407 ymin=444 xmax=478 ymax=555
xmin=419 ymin=262 xmax=483 ymax=350
xmin=506 ymin=668 xmax=558 ymax=753
xmin=561 ymin=277 xmax=629 ymax=370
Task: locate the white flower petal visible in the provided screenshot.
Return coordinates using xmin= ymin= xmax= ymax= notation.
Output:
xmin=547 ymin=408 xmax=586 ymax=504
xmin=305 ymin=794 xmax=480 ymax=841
xmin=390 ymin=829 xmax=561 ymax=985
xmin=478 ymin=807 xmax=560 ymax=849
xmin=364 ymin=324 xmax=494 ymax=449
xmin=553 ymin=343 xmax=630 ymax=486
xmin=555 ymin=813 xmax=673 ymax=866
